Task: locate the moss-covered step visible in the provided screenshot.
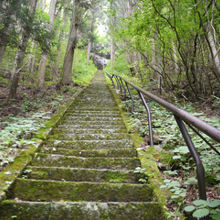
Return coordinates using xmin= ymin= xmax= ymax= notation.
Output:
xmin=31 ymin=154 xmax=140 ymax=169
xmin=70 ymin=107 xmax=119 ymax=111
xmin=72 ymin=103 xmax=117 ymax=108
xmin=22 ymin=166 xmax=138 ymax=183
xmin=57 ymin=124 xmax=126 ymax=130
xmin=51 ymin=128 xmax=127 ymax=135
xmin=59 ymin=120 xmax=124 ymax=126
xmin=65 ymin=112 xmax=121 ymax=117
xmin=0 ymin=200 xmax=165 ymax=220
xmin=38 ymin=147 xmax=137 ymax=158
xmin=62 ymin=116 xmax=122 ymax=122
xmin=48 ymin=133 xmax=130 ymax=141
xmin=41 ymin=139 xmax=134 ymax=150
xmin=8 ymin=178 xmax=153 ymax=202
xmin=66 ymin=110 xmax=120 ymax=114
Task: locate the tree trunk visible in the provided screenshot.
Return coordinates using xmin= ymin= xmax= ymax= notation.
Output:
xmin=207 ymin=27 xmax=220 ymax=81
xmin=7 ymin=0 xmax=38 ymax=101
xmin=61 ymin=0 xmax=80 ymax=85
xmin=37 ymin=0 xmax=58 ymax=89
xmin=110 ymin=39 xmax=115 ymax=69
xmin=54 ymin=0 xmax=70 ymax=79
xmin=87 ymin=13 xmax=94 ymax=66
xmin=0 ymin=45 xmax=6 ymax=64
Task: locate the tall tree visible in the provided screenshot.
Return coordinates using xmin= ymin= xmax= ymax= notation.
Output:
xmin=7 ymin=0 xmax=38 ymax=101
xmin=37 ymin=0 xmax=58 ymax=88
xmin=60 ymin=0 xmax=88 ymax=85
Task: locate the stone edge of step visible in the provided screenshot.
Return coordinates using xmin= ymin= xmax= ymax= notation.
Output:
xmin=0 ymin=87 xmax=87 ymax=203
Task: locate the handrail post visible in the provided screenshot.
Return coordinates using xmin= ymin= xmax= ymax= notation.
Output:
xmin=119 ymin=78 xmax=127 ymax=100
xmin=115 ymin=76 xmax=122 ymax=95
xmin=138 ymin=91 xmax=154 ymax=146
xmin=107 ymin=73 xmax=116 ymax=88
xmin=125 ymin=82 xmax=134 ymax=113
xmin=174 ymin=115 xmax=207 ymax=200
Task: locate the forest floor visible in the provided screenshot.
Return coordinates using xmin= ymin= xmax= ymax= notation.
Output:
xmin=0 ymin=84 xmax=82 ymax=172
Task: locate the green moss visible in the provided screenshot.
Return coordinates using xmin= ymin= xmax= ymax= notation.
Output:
xmin=9 ymin=178 xmax=153 ymax=202
xmin=0 ymin=200 xmax=165 ymax=220
xmin=145 ymin=146 xmax=173 ymax=166
xmin=0 ymin=143 xmax=39 ymax=201
xmin=104 ymin=172 xmax=129 ymax=183
xmin=31 ymin=153 xmax=140 ymax=170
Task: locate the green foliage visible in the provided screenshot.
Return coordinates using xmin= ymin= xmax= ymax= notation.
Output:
xmin=134 ymin=166 xmax=148 ymax=184
xmin=105 ymin=53 xmax=130 ymax=75
xmin=160 ymin=179 xmax=186 ymax=201
xmin=184 ymin=200 xmax=220 ymax=219
xmin=72 ymin=49 xmax=96 ymax=85
xmin=0 ymin=112 xmax=50 ymax=166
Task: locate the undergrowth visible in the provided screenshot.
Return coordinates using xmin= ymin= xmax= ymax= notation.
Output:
xmin=0 ymin=85 xmax=80 ymax=172
xmin=119 ymin=92 xmax=220 ymax=219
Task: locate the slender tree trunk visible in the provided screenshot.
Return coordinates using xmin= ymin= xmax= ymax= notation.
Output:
xmin=87 ymin=13 xmax=94 ymax=66
xmin=110 ymin=39 xmax=115 ymax=69
xmin=7 ymin=0 xmax=38 ymax=101
xmin=207 ymin=27 xmax=220 ymax=80
xmin=61 ymin=0 xmax=80 ymax=85
xmin=37 ymin=0 xmax=58 ymax=88
xmin=172 ymin=42 xmax=179 ymax=75
xmin=54 ymin=0 xmax=70 ymax=79
xmin=0 ymin=45 xmax=6 ymax=64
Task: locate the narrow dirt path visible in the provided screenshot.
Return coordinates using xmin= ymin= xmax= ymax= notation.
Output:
xmin=0 ymin=71 xmax=165 ymax=219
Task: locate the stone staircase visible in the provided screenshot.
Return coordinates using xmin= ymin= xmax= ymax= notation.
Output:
xmin=0 ymin=72 xmax=165 ymax=219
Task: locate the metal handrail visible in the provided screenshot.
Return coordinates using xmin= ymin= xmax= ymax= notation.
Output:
xmin=106 ymin=72 xmax=220 ymax=200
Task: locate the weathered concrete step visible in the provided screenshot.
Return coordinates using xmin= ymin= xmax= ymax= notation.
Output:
xmin=39 ymin=147 xmax=137 ymax=157
xmin=8 ymin=179 xmax=153 ymax=202
xmin=48 ymin=133 xmax=129 ymax=141
xmin=73 ymin=103 xmax=117 ymax=107
xmin=66 ymin=110 xmax=120 ymax=114
xmin=63 ymin=116 xmax=122 ymax=122
xmin=59 ymin=120 xmax=125 ymax=126
xmin=77 ymin=99 xmax=116 ymax=103
xmin=42 ymin=140 xmax=133 ymax=150
xmin=65 ymin=114 xmax=121 ymax=118
xmin=0 ymin=201 xmax=165 ymax=220
xmin=71 ymin=107 xmax=119 ymax=111
xmin=31 ymin=154 xmax=140 ymax=169
xmin=65 ymin=112 xmax=121 ymax=116
xmin=23 ymin=166 xmax=138 ymax=183
xmin=56 ymin=124 xmax=125 ymax=130
xmin=52 ymin=128 xmax=127 ymax=135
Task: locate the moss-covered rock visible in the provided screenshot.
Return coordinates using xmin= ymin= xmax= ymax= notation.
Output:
xmin=0 ymin=200 xmax=166 ymax=220
xmin=9 ymin=178 xmax=153 ymax=202
xmin=31 ymin=153 xmax=140 ymax=170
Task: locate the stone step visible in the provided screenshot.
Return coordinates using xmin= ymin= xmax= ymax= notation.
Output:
xmin=62 ymin=116 xmax=122 ymax=121
xmin=70 ymin=107 xmax=119 ymax=111
xmin=56 ymin=124 xmax=125 ymax=130
xmin=8 ymin=179 xmax=153 ymax=202
xmin=65 ymin=113 xmax=121 ymax=118
xmin=73 ymin=103 xmax=117 ymax=107
xmin=31 ymin=154 xmax=140 ymax=170
xmin=66 ymin=110 xmax=120 ymax=114
xmin=22 ymin=166 xmax=138 ymax=183
xmin=42 ymin=139 xmax=133 ymax=150
xmin=48 ymin=133 xmax=129 ymax=141
xmin=51 ymin=128 xmax=127 ymax=135
xmin=0 ymin=201 xmax=165 ymax=220
xmin=59 ymin=120 xmax=125 ymax=126
xmin=38 ymin=147 xmax=137 ymax=158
